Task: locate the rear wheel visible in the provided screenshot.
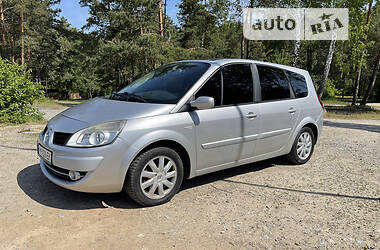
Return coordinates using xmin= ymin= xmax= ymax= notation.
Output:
xmin=124 ymin=147 xmax=184 ymax=206
xmin=286 ymin=127 xmax=315 ymax=164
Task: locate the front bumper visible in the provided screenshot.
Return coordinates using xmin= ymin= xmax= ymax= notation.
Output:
xmin=38 ymin=137 xmax=130 ymax=193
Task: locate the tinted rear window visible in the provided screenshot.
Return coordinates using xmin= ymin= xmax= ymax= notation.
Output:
xmin=257 ymin=65 xmax=290 ymax=101
xmin=287 ymin=71 xmax=308 ymax=98
xmin=222 ymin=64 xmax=254 ymax=105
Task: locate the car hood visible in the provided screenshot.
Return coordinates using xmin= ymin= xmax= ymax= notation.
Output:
xmin=59 ymin=97 xmax=175 ymax=125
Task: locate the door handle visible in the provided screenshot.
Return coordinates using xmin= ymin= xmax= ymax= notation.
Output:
xmin=246 ymin=112 xmax=257 ymax=119
xmin=288 ymin=108 xmax=296 ymax=114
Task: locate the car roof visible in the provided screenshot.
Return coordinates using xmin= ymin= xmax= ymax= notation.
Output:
xmin=179 ymin=59 xmax=308 ymax=75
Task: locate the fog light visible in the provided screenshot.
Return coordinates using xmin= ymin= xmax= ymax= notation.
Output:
xmin=69 ymin=171 xmax=81 ymax=181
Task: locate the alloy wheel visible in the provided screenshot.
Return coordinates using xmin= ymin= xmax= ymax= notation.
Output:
xmin=139 ymin=156 xmax=177 ymax=199
xmin=296 ymin=131 xmax=313 ymax=160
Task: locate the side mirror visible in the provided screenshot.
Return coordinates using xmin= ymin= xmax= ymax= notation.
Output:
xmin=190 ymin=96 xmax=215 ymax=110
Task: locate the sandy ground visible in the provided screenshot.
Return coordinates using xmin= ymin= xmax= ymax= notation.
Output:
xmin=0 ymin=115 xmax=379 ymax=249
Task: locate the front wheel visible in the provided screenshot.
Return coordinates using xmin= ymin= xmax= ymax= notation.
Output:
xmin=286 ymin=127 xmax=315 ymax=164
xmin=124 ymin=147 xmax=184 ymax=206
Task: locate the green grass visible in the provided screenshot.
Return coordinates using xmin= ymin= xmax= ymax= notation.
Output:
xmin=0 ymin=119 xmax=47 ymax=128
xmin=322 ymin=97 xmax=350 ymax=106
xmin=33 ymin=97 xmax=65 ymax=109
xmin=325 ymin=105 xmax=380 ymax=120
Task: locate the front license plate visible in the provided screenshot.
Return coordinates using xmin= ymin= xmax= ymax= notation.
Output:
xmin=38 ymin=144 xmax=52 ymax=164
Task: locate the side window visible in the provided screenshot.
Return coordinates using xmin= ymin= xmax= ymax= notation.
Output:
xmin=195 ymin=70 xmax=222 ymax=106
xmin=222 ymin=64 xmax=254 ymax=105
xmin=257 ymin=65 xmax=290 ymax=101
xmin=287 ymin=71 xmax=308 ymax=98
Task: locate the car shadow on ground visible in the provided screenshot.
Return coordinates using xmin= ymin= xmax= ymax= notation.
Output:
xmin=17 ymin=159 xmax=280 ymax=210
xmin=180 ymin=158 xmax=280 ymax=191
xmin=324 ymin=120 xmax=380 ymax=133
xmin=17 ymin=158 xmax=379 ymax=211
xmin=17 ymin=164 xmax=141 ymax=210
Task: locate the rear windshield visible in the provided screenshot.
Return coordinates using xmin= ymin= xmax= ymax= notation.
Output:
xmin=118 ymin=62 xmax=210 ymax=104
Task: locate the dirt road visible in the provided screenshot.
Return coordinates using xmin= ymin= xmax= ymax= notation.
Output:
xmin=0 ymin=117 xmax=379 ymax=249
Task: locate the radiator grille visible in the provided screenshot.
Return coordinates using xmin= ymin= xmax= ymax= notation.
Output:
xmin=53 ymin=132 xmax=72 ymax=146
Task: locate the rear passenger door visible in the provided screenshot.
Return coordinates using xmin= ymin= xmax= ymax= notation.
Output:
xmin=254 ymin=64 xmax=300 ymax=156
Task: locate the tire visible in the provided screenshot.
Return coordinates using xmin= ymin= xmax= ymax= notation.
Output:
xmin=124 ymin=147 xmax=184 ymax=206
xmin=286 ymin=127 xmax=315 ymax=165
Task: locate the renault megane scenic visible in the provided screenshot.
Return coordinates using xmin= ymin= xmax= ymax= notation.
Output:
xmin=37 ymin=59 xmax=324 ymax=206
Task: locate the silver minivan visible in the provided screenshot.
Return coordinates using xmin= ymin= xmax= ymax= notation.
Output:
xmin=37 ymin=59 xmax=324 ymax=206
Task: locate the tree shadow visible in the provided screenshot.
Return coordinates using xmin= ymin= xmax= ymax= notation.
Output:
xmin=0 ymin=144 xmax=36 ymax=151
xmin=221 ymin=179 xmax=379 ymax=201
xmin=181 ymin=158 xmax=379 ymax=202
xmin=17 ymin=164 xmax=141 ymax=210
xmin=324 ymin=120 xmax=380 ymax=133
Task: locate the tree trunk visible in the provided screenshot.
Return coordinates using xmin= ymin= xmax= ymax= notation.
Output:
xmin=26 ymin=44 xmax=30 ymax=62
xmin=115 ymin=66 xmax=120 ymax=90
xmin=352 ymin=1 xmax=372 ymax=105
xmin=245 ymin=0 xmax=254 ymax=59
xmin=163 ymin=0 xmax=167 ymax=36
xmin=20 ymin=7 xmax=25 ymax=65
xmin=352 ymin=69 xmax=361 ymax=105
xmin=342 ymin=74 xmax=346 ymax=99
xmin=293 ymin=0 xmax=302 ymax=67
xmin=10 ymin=34 xmax=15 ymax=62
xmin=240 ymin=32 xmax=244 ymax=59
xmin=158 ymin=0 xmax=163 ymax=36
xmin=245 ymin=39 xmax=250 ymax=59
xmin=138 ymin=4 xmax=143 ymax=35
xmin=0 ymin=0 xmax=8 ymax=59
xmin=201 ymin=32 xmax=204 ymax=48
xmin=292 ymin=40 xmax=301 ymax=67
xmin=317 ymin=39 xmax=336 ymax=98
xmin=307 ymin=45 xmax=312 ymax=73
xmin=360 ymin=52 xmax=380 ymax=106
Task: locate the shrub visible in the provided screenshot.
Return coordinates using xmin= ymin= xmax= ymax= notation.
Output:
xmin=0 ymin=58 xmax=43 ymax=123
xmin=323 ymin=79 xmax=338 ymax=99
xmin=267 ymin=49 xmax=292 ymax=66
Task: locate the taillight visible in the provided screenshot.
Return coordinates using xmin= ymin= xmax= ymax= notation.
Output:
xmin=317 ymin=95 xmax=324 ymax=109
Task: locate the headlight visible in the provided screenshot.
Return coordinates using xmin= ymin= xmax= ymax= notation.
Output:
xmin=66 ymin=120 xmax=126 ymax=147
xmin=39 ymin=126 xmax=47 ymax=141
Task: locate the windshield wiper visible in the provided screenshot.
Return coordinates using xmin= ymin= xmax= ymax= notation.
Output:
xmin=110 ymin=92 xmax=148 ymax=103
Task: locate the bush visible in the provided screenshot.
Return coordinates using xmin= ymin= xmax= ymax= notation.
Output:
xmin=0 ymin=58 xmax=43 ymax=123
xmin=267 ymin=49 xmax=292 ymax=66
xmin=323 ymin=79 xmax=338 ymax=99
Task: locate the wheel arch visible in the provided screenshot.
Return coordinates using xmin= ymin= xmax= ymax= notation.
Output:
xmin=285 ymin=117 xmax=320 ymax=154
xmin=119 ymin=129 xmax=195 ymax=189
xmin=131 ymin=140 xmax=191 ymax=180
xmin=303 ymin=123 xmax=319 ymax=144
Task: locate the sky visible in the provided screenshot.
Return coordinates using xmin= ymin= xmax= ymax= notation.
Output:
xmin=56 ymin=0 xmax=180 ymax=30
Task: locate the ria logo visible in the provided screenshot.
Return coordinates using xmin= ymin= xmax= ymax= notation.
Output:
xmin=311 ymin=13 xmax=344 ymax=35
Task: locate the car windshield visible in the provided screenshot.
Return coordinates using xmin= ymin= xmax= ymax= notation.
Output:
xmin=114 ymin=62 xmax=210 ymax=104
